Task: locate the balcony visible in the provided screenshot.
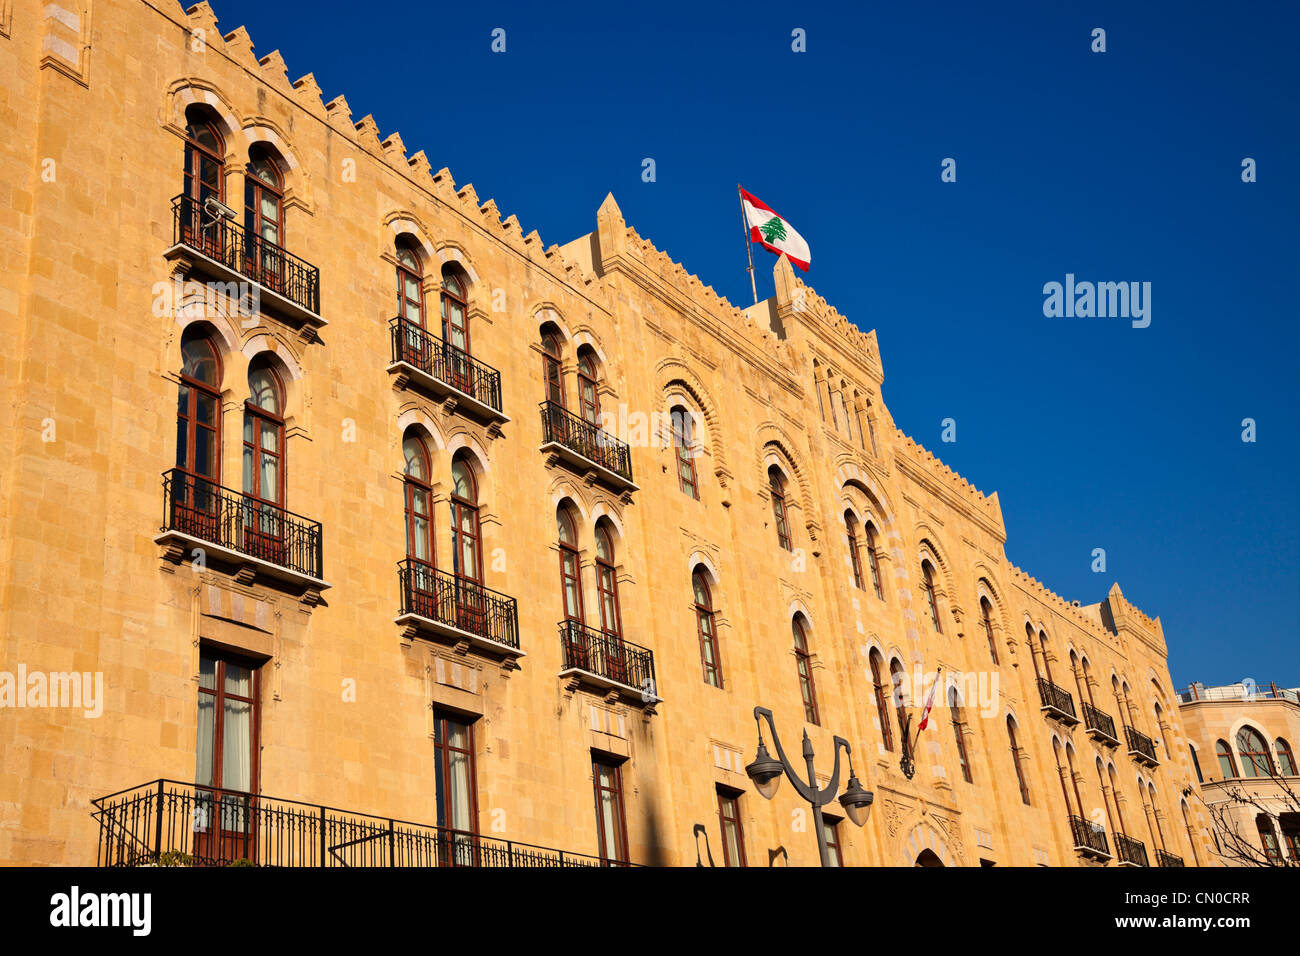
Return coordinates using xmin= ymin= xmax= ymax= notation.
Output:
xmin=1069 ymin=815 xmax=1112 ymax=861
xmin=1082 ymin=702 xmax=1121 ymax=747
xmin=1115 ymin=833 xmax=1149 ymax=867
xmin=558 ymin=620 xmax=659 ymax=707
xmin=395 ymin=561 xmax=522 ymax=665
xmin=1037 ymin=678 xmax=1079 ymax=726
xmin=387 ymin=317 xmax=508 ymax=428
xmin=92 ymin=780 xmax=635 ymax=867
xmin=156 ymin=469 xmax=327 ymax=599
xmin=1156 ymin=849 xmax=1185 ymax=868
xmin=539 ymin=401 xmax=636 ymax=494
xmin=1126 ymin=726 xmax=1160 ymax=767
xmin=163 ymin=194 xmax=323 ymax=336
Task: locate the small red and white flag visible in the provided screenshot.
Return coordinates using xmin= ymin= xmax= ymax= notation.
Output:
xmin=916 ymin=668 xmax=943 ymax=732
xmin=740 ymin=188 xmax=811 ymax=271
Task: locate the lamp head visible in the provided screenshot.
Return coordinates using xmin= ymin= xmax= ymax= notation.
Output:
xmin=745 ymin=741 xmax=784 ymax=800
xmin=838 ymin=772 xmax=874 ymax=827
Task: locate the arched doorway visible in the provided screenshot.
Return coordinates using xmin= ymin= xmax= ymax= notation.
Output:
xmin=915 ymin=849 xmax=945 ymax=867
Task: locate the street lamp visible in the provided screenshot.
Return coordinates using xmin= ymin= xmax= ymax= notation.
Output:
xmin=745 ymin=706 xmax=874 ymax=866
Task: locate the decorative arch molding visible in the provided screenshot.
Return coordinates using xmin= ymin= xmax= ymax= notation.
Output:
xmin=757 ymin=426 xmax=818 ymax=540
xmin=381 ymin=210 xmax=438 ymax=263
xmin=655 ymin=358 xmax=729 ymax=482
xmin=396 ymin=407 xmax=448 ymax=453
xmin=241 ymin=333 xmax=304 ymax=382
xmin=687 ymin=550 xmax=721 ymax=587
xmin=570 ymin=328 xmax=611 ymax=369
xmin=172 ymin=306 xmax=239 ymax=359
xmin=590 ymin=498 xmax=627 ymax=539
xmin=548 ymin=477 xmax=592 ymax=520
xmin=446 ymin=431 xmax=491 ymax=473
xmin=787 ymin=599 xmax=814 ymax=629
xmin=532 ymin=304 xmax=573 ymax=341
xmin=901 ymin=822 xmax=956 ymax=867
xmin=913 ymin=525 xmax=955 ymax=592
xmin=162 ymin=78 xmax=243 ymax=144
xmin=433 ymin=242 xmax=481 ymax=285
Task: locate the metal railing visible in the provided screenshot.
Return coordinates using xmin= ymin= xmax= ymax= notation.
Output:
xmin=1126 ymin=726 xmax=1159 ymax=764
xmin=162 ymin=469 xmax=323 ymax=579
xmin=389 ymin=316 xmax=503 ymax=413
xmin=1115 ymin=833 xmax=1149 ymax=867
xmin=1082 ymin=701 xmax=1118 ymax=742
xmin=1180 ymin=682 xmax=1299 ymax=705
xmin=172 ymin=194 xmax=320 ymax=316
xmin=1156 ymin=849 xmax=1185 ymax=867
xmin=398 ymin=561 xmax=519 ymax=651
xmin=560 ymin=620 xmax=655 ymax=694
xmin=92 ymin=780 xmax=632 ymax=867
xmin=1037 ymin=678 xmax=1077 ymax=721
xmin=1069 ymin=815 xmax=1110 ymax=858
xmin=540 ymin=400 xmax=633 ymax=484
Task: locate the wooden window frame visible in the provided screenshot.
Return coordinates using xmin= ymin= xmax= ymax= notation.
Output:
xmin=243 ymin=363 xmax=286 ymax=508
xmin=449 ymin=454 xmax=482 ymax=585
xmin=865 ymin=524 xmax=884 ymax=600
xmin=541 ymin=331 xmax=565 ymax=407
xmin=769 ymin=466 xmax=792 ymax=551
xmin=184 ymin=112 xmax=225 ymax=204
xmin=871 ymin=650 xmax=893 ymax=752
xmin=890 ymin=658 xmax=911 ymax=762
xmin=1276 ymin=739 xmax=1296 ymax=777
xmin=558 ymin=507 xmax=584 ymax=624
xmin=716 ymin=787 xmax=747 ymax=867
xmin=981 ymin=598 xmax=999 ymax=665
xmin=432 ymin=709 xmax=479 ymax=864
xmin=846 ymin=515 xmax=864 ymax=591
xmin=593 ymin=758 xmax=630 ymax=865
xmin=793 ymin=617 xmax=819 ymax=725
xmin=950 ymin=688 xmax=972 ymax=783
xmin=1008 ymin=718 xmax=1031 ymax=805
xmin=1237 ymin=727 xmax=1275 ymax=778
xmin=177 ymin=334 xmax=223 ymax=484
xmin=921 ymin=561 xmax=942 ymax=633
xmin=196 ymin=650 xmax=262 ymax=795
xmin=403 ymin=435 xmax=435 ymax=568
xmin=1216 ymin=738 xmax=1238 ymax=778
xmin=694 ymin=571 xmax=722 ymax=688
xmin=672 ymin=407 xmax=698 ymax=499
xmin=440 ymin=269 xmax=470 ymax=356
xmin=396 ymin=241 xmax=425 ymax=326
xmin=577 ymin=350 xmax=600 ymax=425
xmin=823 ymin=814 xmax=844 ymax=866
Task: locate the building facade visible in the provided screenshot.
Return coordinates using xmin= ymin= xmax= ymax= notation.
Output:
xmin=1178 ymin=682 xmax=1300 ymax=865
xmin=0 ymin=0 xmax=1214 ymax=867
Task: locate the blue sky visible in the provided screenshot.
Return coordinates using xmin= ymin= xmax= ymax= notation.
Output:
xmin=198 ymin=0 xmax=1299 ymax=688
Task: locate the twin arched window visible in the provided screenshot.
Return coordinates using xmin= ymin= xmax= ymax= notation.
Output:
xmin=693 ymin=570 xmax=721 ymax=687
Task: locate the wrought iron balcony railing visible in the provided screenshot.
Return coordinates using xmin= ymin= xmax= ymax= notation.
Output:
xmin=1115 ymin=833 xmax=1149 ymax=867
xmin=92 ymin=780 xmax=634 ymax=867
xmin=161 ymin=469 xmax=323 ymax=580
xmin=539 ymin=400 xmax=633 ymax=485
xmin=171 ymin=194 xmax=320 ymax=317
xmin=1037 ymin=678 xmax=1078 ymax=723
xmin=560 ymin=620 xmax=655 ymax=695
xmin=1082 ymin=701 xmax=1120 ymax=745
xmin=1156 ymin=849 xmax=1185 ymax=868
xmin=1069 ymin=815 xmax=1111 ymax=859
xmin=389 ymin=316 xmax=503 ymax=414
xmin=1126 ymin=726 xmax=1159 ymax=765
xmin=398 ymin=561 xmax=519 ymax=652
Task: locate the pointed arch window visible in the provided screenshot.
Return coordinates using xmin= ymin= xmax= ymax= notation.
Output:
xmin=870 ymin=650 xmax=894 ymax=752
xmin=693 ymin=570 xmax=722 ymax=688
xmin=1215 ymin=739 xmax=1237 ymax=778
xmin=980 ymin=597 xmax=999 ymax=664
xmin=792 ymin=617 xmax=818 ymax=725
xmin=1008 ymin=717 xmax=1031 ymax=805
xmin=1237 ymin=727 xmax=1274 ymax=778
xmin=768 ymin=466 xmax=791 ymax=551
xmin=672 ymin=407 xmax=698 ymax=499
xmin=1276 ymin=738 xmax=1296 ymax=776
xmin=950 ymin=687 xmax=972 ymax=783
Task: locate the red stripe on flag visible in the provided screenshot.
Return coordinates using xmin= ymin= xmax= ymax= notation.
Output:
xmin=740 ymin=187 xmax=809 ymax=271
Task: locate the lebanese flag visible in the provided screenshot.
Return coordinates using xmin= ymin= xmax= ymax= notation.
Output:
xmin=916 ymin=668 xmax=943 ymax=732
xmin=741 ymin=188 xmax=811 ymax=271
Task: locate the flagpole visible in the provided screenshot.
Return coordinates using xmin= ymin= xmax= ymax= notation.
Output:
xmin=910 ymin=666 xmax=943 ymax=756
xmin=738 ymin=184 xmax=758 ymax=305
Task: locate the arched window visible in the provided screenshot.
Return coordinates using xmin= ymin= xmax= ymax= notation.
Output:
xmin=244 ymin=361 xmax=284 ymax=506
xmin=244 ymin=145 xmax=285 ymax=291
xmin=792 ymin=617 xmax=818 ymax=725
xmin=768 ymin=467 xmax=791 ymax=551
xmin=1281 ymin=815 xmax=1300 ymax=862
xmin=950 ymin=687 xmax=971 ymax=783
xmin=1037 ymin=632 xmax=1054 ymax=683
xmin=176 ymin=332 xmax=222 ymax=483
xmin=864 ymin=523 xmax=884 ymax=600
xmin=396 ymin=239 xmax=425 ymax=327
xmin=441 ymin=268 xmax=469 ymax=355
xmin=1181 ymin=800 xmax=1201 ymax=866
xmin=1237 ymin=727 xmax=1274 ymax=778
xmin=557 ymin=505 xmax=583 ymax=624
xmin=890 ymin=658 xmax=911 ymax=761
xmin=845 ymin=513 xmax=864 ymax=591
xmin=402 ymin=433 xmax=434 ymax=567
xmin=980 ymin=597 xmax=998 ymax=664
xmin=1008 ymin=717 xmax=1030 ymax=805
xmin=577 ymin=349 xmax=600 ymax=425
xmin=1112 ymin=677 xmax=1128 ymax=732
xmin=1276 ymin=738 xmax=1297 ymax=776
xmin=541 ymin=328 xmax=564 ymax=407
xmin=1257 ymin=815 xmax=1282 ymax=863
xmin=595 ymin=524 xmax=622 ymax=639
xmin=1189 ymin=745 xmax=1204 ymax=783
xmin=672 ymin=406 xmax=697 ymax=499
xmin=812 ymin=360 xmax=825 ymax=421
xmin=921 ymin=561 xmax=941 ymax=633
xmin=693 ymin=570 xmax=722 ymax=688
xmin=182 ymin=108 xmax=224 ymax=251
xmin=870 ymin=650 xmax=893 ymax=752
xmin=1215 ymin=739 xmax=1237 ymax=778
xmin=1145 ymin=782 xmax=1166 ymax=851
xmin=853 ymin=391 xmax=866 ymax=450
xmin=449 ymin=454 xmax=480 ymax=584
xmin=243 ymin=360 xmax=286 ymax=562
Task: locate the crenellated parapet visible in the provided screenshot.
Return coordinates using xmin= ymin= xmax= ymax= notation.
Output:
xmin=771 ymin=255 xmax=881 ymax=382
xmin=892 ymin=430 xmax=1004 ymax=534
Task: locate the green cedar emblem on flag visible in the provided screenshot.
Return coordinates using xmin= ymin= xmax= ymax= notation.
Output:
xmin=759 ymin=216 xmax=787 ymax=244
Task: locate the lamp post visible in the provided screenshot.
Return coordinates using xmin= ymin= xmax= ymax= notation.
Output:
xmin=744 ymin=705 xmax=874 ymax=866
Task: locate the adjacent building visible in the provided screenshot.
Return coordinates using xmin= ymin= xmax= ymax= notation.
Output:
xmin=0 ymin=0 xmax=1214 ymax=866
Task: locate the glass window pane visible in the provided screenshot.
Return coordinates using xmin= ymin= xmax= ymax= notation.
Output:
xmin=222 ymin=699 xmax=252 ymax=792
xmin=194 ymin=694 xmax=215 ymax=786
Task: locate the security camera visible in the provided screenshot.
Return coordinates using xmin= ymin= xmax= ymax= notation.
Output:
xmin=203 ymin=196 xmax=237 ymax=222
